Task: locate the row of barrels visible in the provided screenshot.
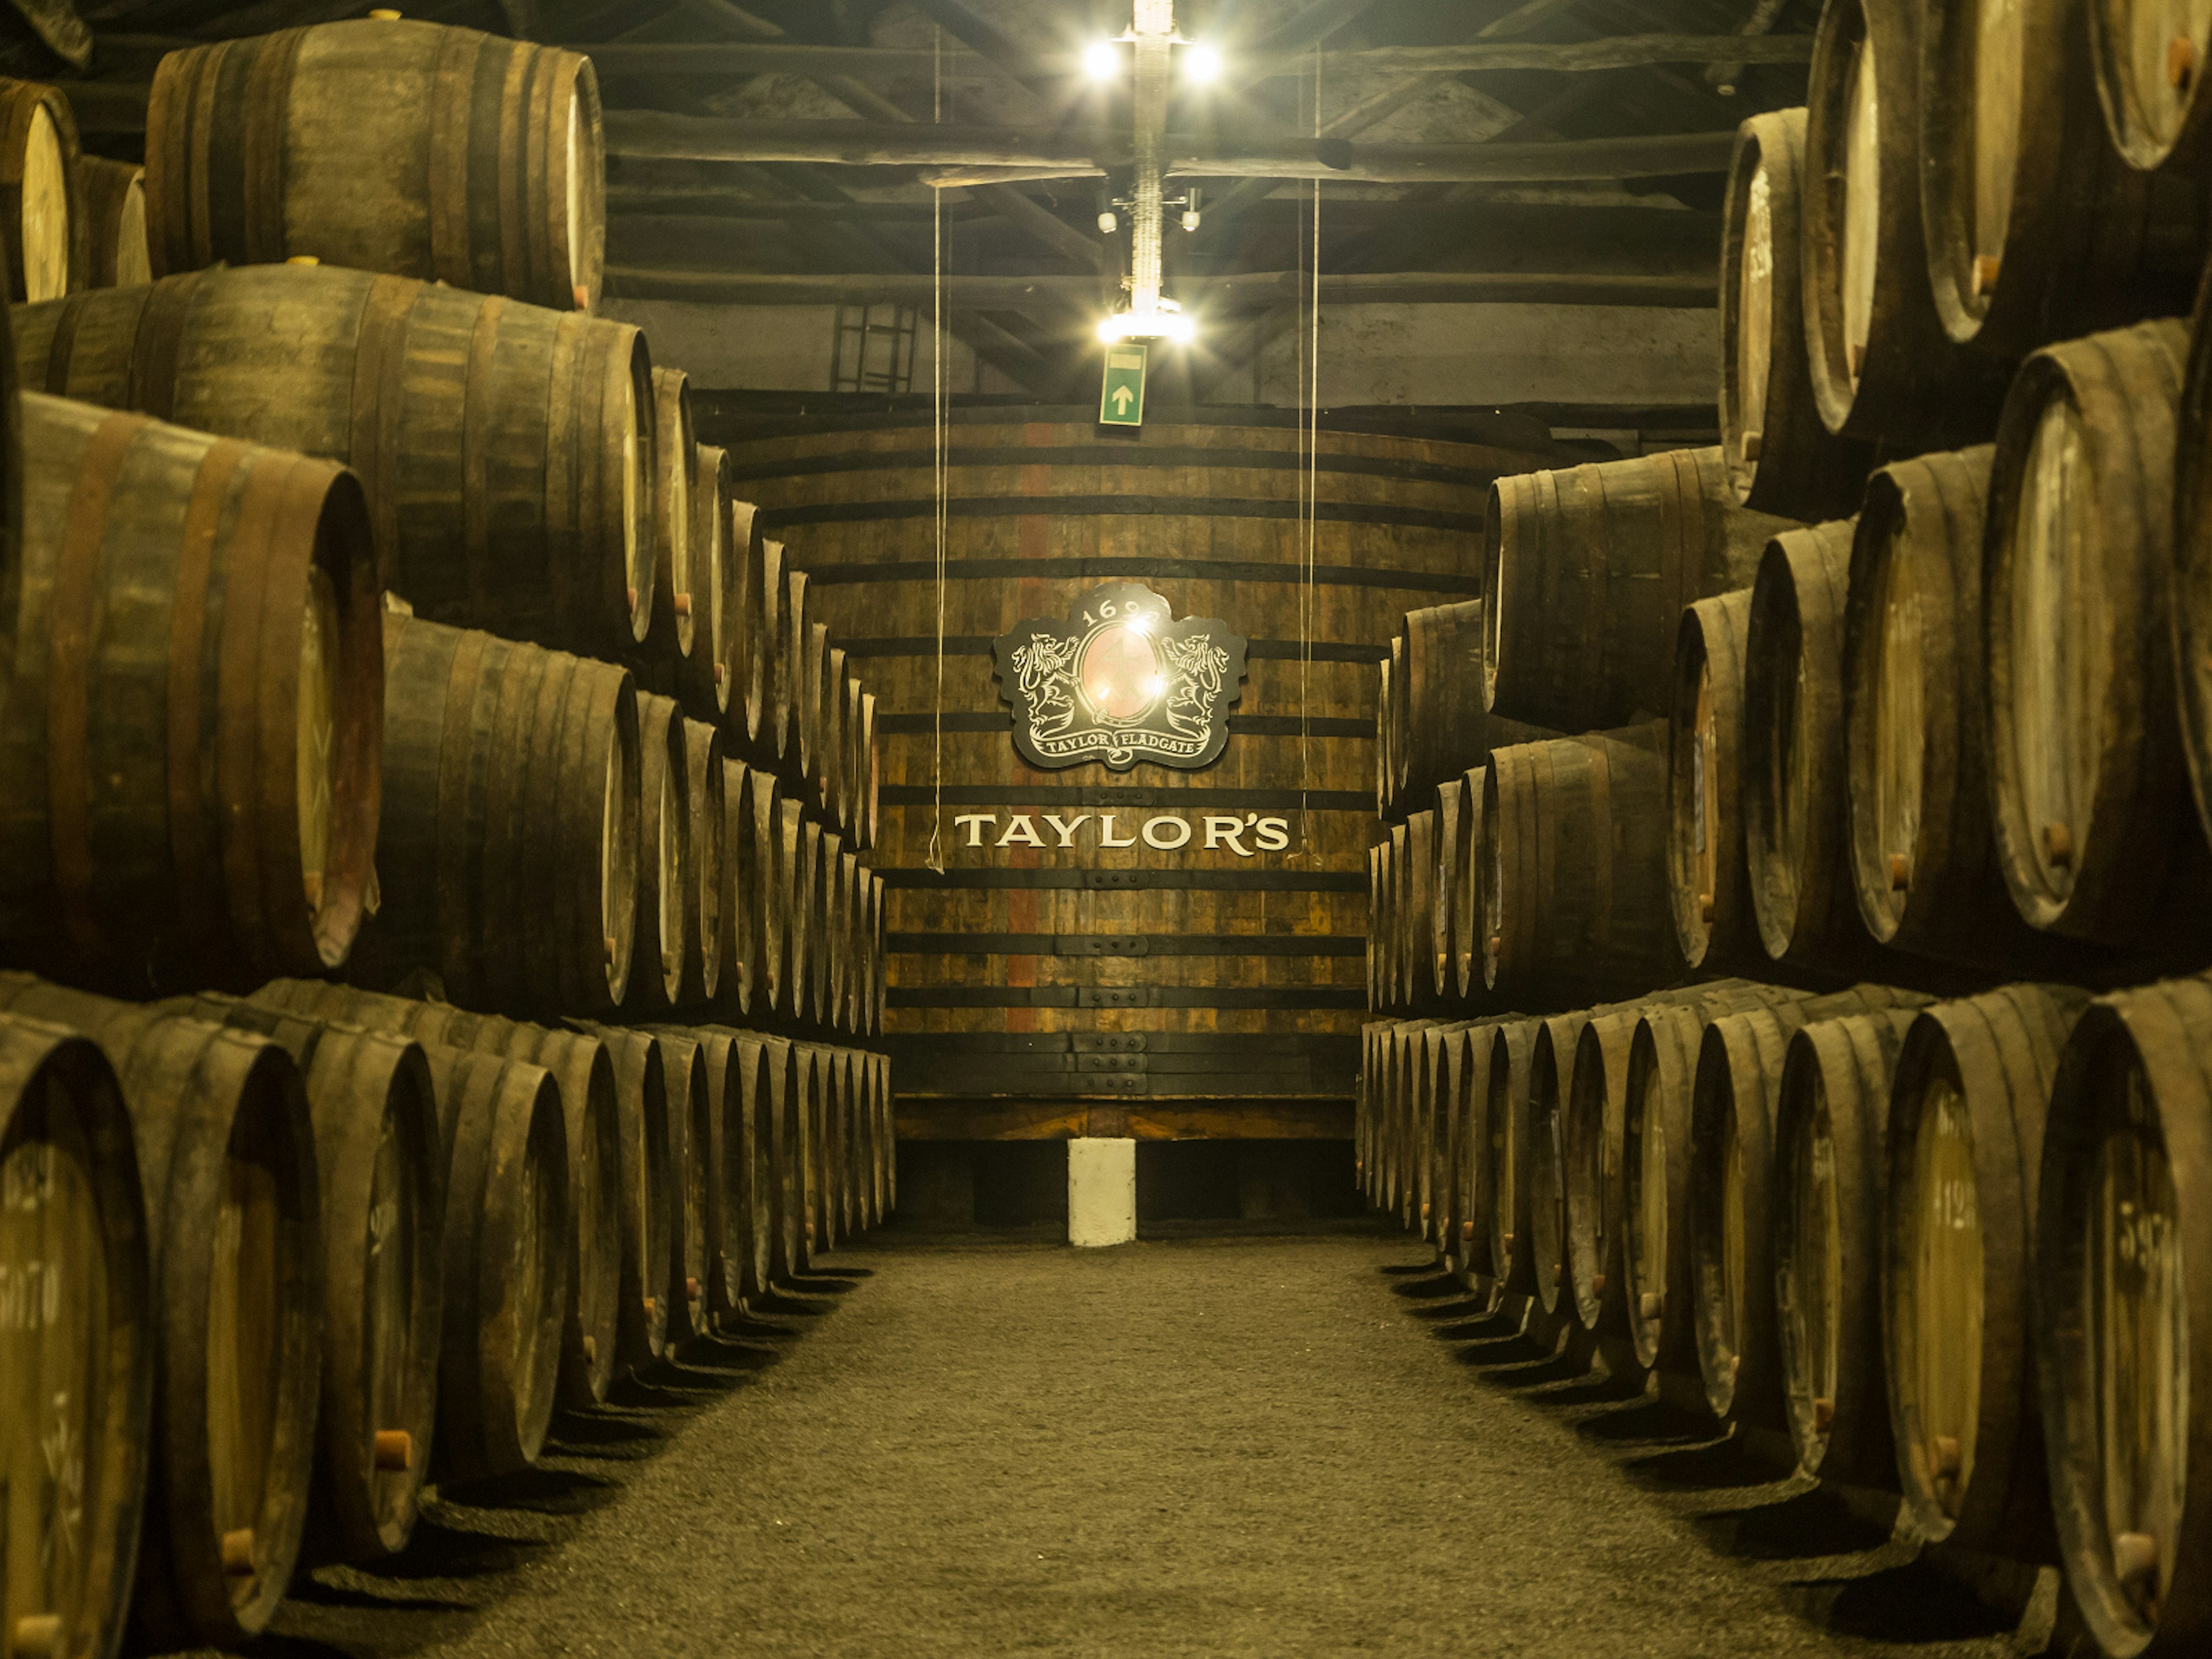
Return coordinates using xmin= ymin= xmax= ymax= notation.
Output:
xmin=0 ymin=969 xmax=892 ymax=1659
xmin=1381 ymin=301 xmax=2212 ymax=1014
xmin=2 ymin=15 xmax=603 ymax=313
xmin=0 ymin=370 xmax=884 ymax=1027
xmin=1715 ymin=0 xmax=2208 ymax=530
xmin=8 ymin=259 xmax=878 ymax=847
xmin=357 ymin=609 xmax=887 ymax=1032
xmin=1361 ymin=968 xmax=2207 ymax=1658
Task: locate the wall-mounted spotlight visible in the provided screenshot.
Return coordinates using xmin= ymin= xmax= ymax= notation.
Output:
xmin=1084 ymin=40 xmax=1120 ymax=80
xmin=1097 ymin=306 xmax=1195 ymax=344
xmin=1183 ymin=43 xmax=1221 ymax=82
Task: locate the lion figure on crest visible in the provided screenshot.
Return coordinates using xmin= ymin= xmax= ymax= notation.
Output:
xmin=1010 ymin=633 xmax=1081 ymax=736
xmin=1160 ymin=632 xmax=1230 ymax=740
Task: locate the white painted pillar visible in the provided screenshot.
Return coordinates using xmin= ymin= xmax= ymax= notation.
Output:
xmin=1067 ymin=1138 xmax=1137 ymax=1247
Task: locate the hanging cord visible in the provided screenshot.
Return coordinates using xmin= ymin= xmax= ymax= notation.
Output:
xmin=926 ymin=28 xmax=948 ymax=873
xmin=1298 ymin=42 xmax=1322 ymax=862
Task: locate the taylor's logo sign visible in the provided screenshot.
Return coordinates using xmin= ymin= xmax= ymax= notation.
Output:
xmin=993 ymin=583 xmax=1248 ymax=771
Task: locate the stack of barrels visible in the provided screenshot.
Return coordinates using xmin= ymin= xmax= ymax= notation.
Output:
xmin=0 ymin=16 xmax=894 ymax=1658
xmin=1366 ymin=2 xmax=2212 ymax=1653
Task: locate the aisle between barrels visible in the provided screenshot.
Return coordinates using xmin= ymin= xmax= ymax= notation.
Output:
xmin=218 ymin=1231 xmax=2049 ymax=1659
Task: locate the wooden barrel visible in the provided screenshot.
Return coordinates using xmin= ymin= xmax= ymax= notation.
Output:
xmin=644 ymin=370 xmax=694 ymax=680
xmin=1922 ymin=0 xmax=2202 ymax=358
xmin=1431 ymin=779 xmax=1465 ymax=1007
xmin=165 ymin=996 xmax=445 ymax=1563
xmin=680 ymin=1027 xmax=760 ymax=1321
xmin=1527 ymin=1008 xmax=1600 ymax=1325
xmin=679 ymin=718 xmax=724 ymax=1009
xmin=0 ymin=78 xmax=79 ymax=302
xmin=714 ymin=762 xmax=774 ymax=1022
xmin=1408 ymin=1020 xmax=1463 ymax=1236
xmin=1844 ymin=446 xmax=2089 ymax=974
xmin=1482 ymin=725 xmax=1676 ymax=1006
xmin=1370 ymin=834 xmax=1397 ymax=1013
xmin=626 ymin=692 xmax=691 ymax=1014
xmin=646 ymin=1032 xmax=711 ymax=1345
xmin=2088 ymin=0 xmax=2212 ymax=170
xmin=1484 ymin=446 xmax=1794 ymax=733
xmin=1772 ymin=1005 xmax=1919 ymax=1486
xmin=0 ymin=1013 xmax=150 ymax=1659
xmin=570 ymin=1024 xmax=672 ymax=1370
xmin=1444 ymin=766 xmax=1486 ymax=1002
xmin=0 ymin=390 xmax=381 ymax=993
xmin=74 ymin=156 xmax=147 ymax=289
xmin=0 ymin=975 xmax=318 ymax=1646
xmin=417 ymin=1045 xmax=568 ymax=1483
xmin=767 ymin=797 xmax=805 ymax=1021
xmin=1400 ymin=809 xmax=1439 ymax=1016
xmin=789 ymin=1041 xmax=828 ymax=1268
xmin=1743 ymin=518 xmax=1876 ymax=972
xmin=250 ymin=978 xmax=623 ymax=1410
xmin=1884 ymin=982 xmax=2090 ymax=1552
xmin=14 ymin=264 xmax=654 ymax=661
xmin=820 ymin=643 xmax=853 ymax=836
xmin=145 ymin=16 xmax=605 ymax=310
xmin=753 ymin=1035 xmax=804 ymax=1283
xmin=836 ymin=849 xmax=863 ymax=1034
xmin=1801 ymin=0 xmax=2007 ymax=444
xmin=685 ymin=444 xmax=735 ymax=723
xmin=2036 ymin=973 xmax=2211 ymax=1656
xmin=353 ymin=612 xmax=639 ymax=1016
xmin=726 ymin=529 xmax=784 ymax=767
xmin=1987 ymin=319 xmax=2206 ymax=945
xmin=1721 ymin=108 xmax=1873 ymax=518
xmin=1668 ymin=589 xmax=1758 ymax=974
xmin=710 ymin=1030 xmax=775 ymax=1311
xmin=715 ymin=414 xmax=1548 ymax=1099
xmin=1686 ymin=986 xmax=1926 ymax=1432
xmin=873 ymin=1050 xmax=895 ymax=1218
xmin=1482 ymin=1016 xmax=1548 ymax=1300
xmin=851 ymin=687 xmax=880 ymax=853
xmin=1436 ymin=1019 xmax=1503 ymax=1282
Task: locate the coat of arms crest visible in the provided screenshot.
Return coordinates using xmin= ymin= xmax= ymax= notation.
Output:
xmin=992 ymin=583 xmax=1249 ymax=771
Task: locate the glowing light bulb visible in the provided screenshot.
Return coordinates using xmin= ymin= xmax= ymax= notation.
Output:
xmin=1084 ymin=40 xmax=1120 ymax=80
xmin=1184 ymin=43 xmax=1221 ymax=82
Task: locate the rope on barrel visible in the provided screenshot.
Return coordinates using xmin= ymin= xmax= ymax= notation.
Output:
xmin=926 ymin=26 xmax=949 ymax=876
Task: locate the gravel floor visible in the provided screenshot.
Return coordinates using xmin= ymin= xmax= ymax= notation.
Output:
xmin=240 ymin=1228 xmax=2059 ymax=1659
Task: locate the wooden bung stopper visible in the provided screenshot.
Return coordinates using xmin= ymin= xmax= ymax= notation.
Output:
xmin=582 ymin=1335 xmax=596 ymax=1363
xmin=1812 ymin=1397 xmax=1835 ymax=1432
xmin=2170 ymin=36 xmax=2197 ymax=88
xmin=1888 ymin=854 xmax=1910 ymax=891
xmin=2114 ymin=1531 xmax=2160 ymax=1586
xmin=372 ymin=1429 xmax=414 ymax=1472
xmin=1931 ymin=1434 xmax=1963 ymax=1479
xmin=13 ymin=1616 xmax=63 ymax=1659
xmin=1460 ymin=1220 xmax=1474 ymax=1241
xmin=1590 ymin=1273 xmax=1605 ymax=1296
xmin=2043 ymin=821 xmax=2074 ymax=866
xmin=1639 ymin=1291 xmax=1663 ymax=1319
xmin=221 ymin=1528 xmax=256 ymax=1575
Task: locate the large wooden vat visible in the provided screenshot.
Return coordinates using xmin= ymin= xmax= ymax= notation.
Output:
xmin=710 ymin=409 xmax=1557 ymax=1133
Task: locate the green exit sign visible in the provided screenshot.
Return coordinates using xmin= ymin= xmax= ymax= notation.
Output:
xmin=1100 ymin=343 xmax=1147 ymax=426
